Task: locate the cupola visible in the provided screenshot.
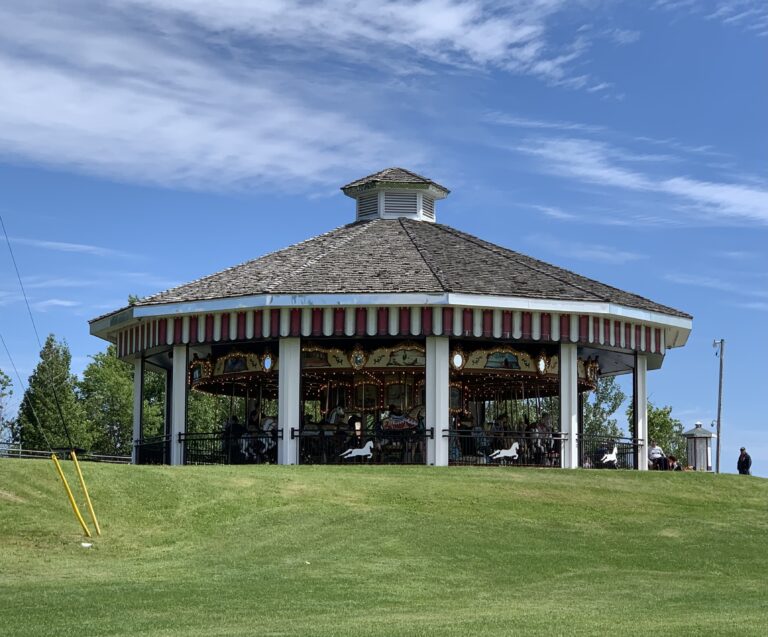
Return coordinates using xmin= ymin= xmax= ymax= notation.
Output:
xmin=341 ymin=167 xmax=450 ymax=223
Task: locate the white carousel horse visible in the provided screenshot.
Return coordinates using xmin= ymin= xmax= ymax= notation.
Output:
xmin=340 ymin=440 xmax=374 ymax=459
xmin=600 ymin=446 xmax=618 ymax=465
xmin=488 ymin=442 xmax=520 ymax=461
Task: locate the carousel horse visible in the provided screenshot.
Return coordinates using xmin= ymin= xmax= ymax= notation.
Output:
xmin=488 ymin=442 xmax=519 ymax=461
xmin=340 ymin=440 xmax=374 ymax=460
xmin=600 ymin=445 xmax=618 ymax=466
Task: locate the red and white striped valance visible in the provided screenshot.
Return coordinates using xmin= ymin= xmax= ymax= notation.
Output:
xmin=116 ymin=307 xmax=666 ymax=358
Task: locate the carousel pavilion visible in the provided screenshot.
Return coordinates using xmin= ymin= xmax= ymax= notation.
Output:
xmin=89 ymin=168 xmax=692 ymax=469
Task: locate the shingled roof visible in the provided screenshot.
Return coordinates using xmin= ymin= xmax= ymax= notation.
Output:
xmin=132 ymin=218 xmax=690 ymax=319
xmin=341 ymin=167 xmax=450 ymax=195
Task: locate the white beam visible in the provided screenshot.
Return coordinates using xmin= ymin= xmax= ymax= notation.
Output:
xmin=170 ymin=345 xmax=187 ymax=466
xmin=278 ymin=337 xmax=301 ymax=465
xmin=560 ymin=343 xmax=578 ymax=469
xmin=426 ymin=337 xmax=450 ymax=466
xmin=635 ymin=353 xmax=649 ymax=471
xmin=132 ymin=358 xmax=143 ymax=464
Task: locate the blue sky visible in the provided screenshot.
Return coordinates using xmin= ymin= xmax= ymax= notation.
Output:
xmin=0 ymin=1 xmax=766 ymax=474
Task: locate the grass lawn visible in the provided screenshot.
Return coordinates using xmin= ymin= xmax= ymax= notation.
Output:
xmin=1 ymin=460 xmax=766 ymax=636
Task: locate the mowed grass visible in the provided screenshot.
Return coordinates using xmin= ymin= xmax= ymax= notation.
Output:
xmin=1 ymin=461 xmax=766 ymax=636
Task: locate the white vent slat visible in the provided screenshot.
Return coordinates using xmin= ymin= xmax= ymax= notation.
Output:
xmin=357 ymin=193 xmax=378 ymax=220
xmin=422 ymin=196 xmax=435 ymax=220
xmin=384 ymin=191 xmax=418 ymax=215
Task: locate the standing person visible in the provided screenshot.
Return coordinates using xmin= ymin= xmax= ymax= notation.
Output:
xmin=737 ymin=447 xmax=752 ymax=475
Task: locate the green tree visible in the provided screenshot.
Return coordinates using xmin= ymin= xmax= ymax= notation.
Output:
xmin=628 ymin=400 xmax=686 ymax=463
xmin=18 ymin=335 xmax=90 ymax=450
xmin=1 ymin=368 xmax=18 ymax=444
xmin=79 ymin=345 xmax=134 ymax=454
xmin=188 ymin=390 xmax=233 ymax=434
xmin=583 ymin=376 xmax=626 ymax=437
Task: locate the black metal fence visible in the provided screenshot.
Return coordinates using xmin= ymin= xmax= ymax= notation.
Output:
xmin=0 ymin=444 xmax=130 ymax=464
xmin=578 ymin=435 xmax=641 ymax=470
xmin=294 ymin=426 xmax=433 ymax=464
xmin=444 ymin=429 xmax=566 ymax=467
xmin=135 ymin=435 xmax=171 ymax=465
xmin=180 ymin=432 xmax=280 ymax=465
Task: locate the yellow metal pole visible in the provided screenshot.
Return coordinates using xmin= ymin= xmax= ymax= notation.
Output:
xmin=51 ymin=453 xmax=92 ymax=538
xmin=70 ymin=451 xmax=101 ymax=536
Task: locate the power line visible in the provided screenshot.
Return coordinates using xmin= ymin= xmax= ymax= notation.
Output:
xmin=0 ymin=214 xmax=74 ymax=449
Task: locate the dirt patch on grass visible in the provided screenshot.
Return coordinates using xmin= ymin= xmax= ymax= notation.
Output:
xmin=0 ymin=489 xmax=25 ymax=503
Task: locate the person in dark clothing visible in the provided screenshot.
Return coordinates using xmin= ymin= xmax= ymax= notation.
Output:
xmin=737 ymin=447 xmax=752 ymax=475
xmin=667 ymin=455 xmax=683 ymax=471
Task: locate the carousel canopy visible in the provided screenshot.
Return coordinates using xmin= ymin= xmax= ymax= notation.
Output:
xmin=122 ymin=217 xmax=688 ymax=318
xmin=90 ymin=168 xmax=691 ymax=350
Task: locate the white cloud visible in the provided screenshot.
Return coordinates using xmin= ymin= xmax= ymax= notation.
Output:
xmin=516 ymin=137 xmax=768 ymax=225
xmin=484 ymin=112 xmax=603 ymax=132
xmin=32 ymin=299 xmax=81 ymax=312
xmin=10 ymin=238 xmax=133 ymax=258
xmin=0 ymin=1 xmax=605 ymax=190
xmin=120 ymin=0 xmax=577 ymax=74
xmin=0 ymin=2 xmax=421 ymax=189
xmin=736 ymin=301 xmax=768 ymax=311
xmin=664 ymin=273 xmax=768 ymax=299
xmin=655 ymin=0 xmax=768 ymax=36
xmin=528 ymin=205 xmax=579 ymax=220
xmin=526 ymin=233 xmax=645 ymax=264
xmin=605 ymin=28 xmax=641 ymax=44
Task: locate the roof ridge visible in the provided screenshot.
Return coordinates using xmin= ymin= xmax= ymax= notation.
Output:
xmin=265 ymin=220 xmax=374 ymax=291
xmin=398 ymin=218 xmax=449 ymax=292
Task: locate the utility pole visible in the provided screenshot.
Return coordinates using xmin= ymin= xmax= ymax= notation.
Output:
xmin=713 ymin=339 xmax=725 ymax=473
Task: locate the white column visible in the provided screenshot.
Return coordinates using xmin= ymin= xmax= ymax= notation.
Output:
xmin=170 ymin=345 xmax=188 ymax=466
xmin=426 ymin=336 xmax=450 ymax=466
xmin=634 ymin=353 xmax=649 ymax=471
xmin=278 ymin=337 xmax=301 ymax=465
xmin=132 ymin=358 xmax=143 ymax=464
xmin=559 ymin=343 xmax=578 ymax=469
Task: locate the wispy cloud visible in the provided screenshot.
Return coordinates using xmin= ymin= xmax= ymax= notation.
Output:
xmin=485 ymin=112 xmax=603 ymax=132
xmin=605 ymin=28 xmax=641 ymax=44
xmin=716 ymin=250 xmax=760 ymax=261
xmin=528 ymin=205 xmax=579 ymax=220
xmin=736 ymin=301 xmax=768 ymax=311
xmin=655 ymin=0 xmax=768 ymax=36
xmin=0 ymin=1 xmax=605 ymax=190
xmin=516 ymin=137 xmax=768 ymax=225
xmin=10 ymin=238 xmax=134 ymax=258
xmin=526 ymin=233 xmax=645 ymax=264
xmin=22 ymin=277 xmax=96 ymax=289
xmin=664 ymin=273 xmax=768 ymax=298
xmin=32 ymin=298 xmax=81 ymax=312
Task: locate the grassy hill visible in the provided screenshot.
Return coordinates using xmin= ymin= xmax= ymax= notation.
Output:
xmin=1 ymin=460 xmax=766 ymax=636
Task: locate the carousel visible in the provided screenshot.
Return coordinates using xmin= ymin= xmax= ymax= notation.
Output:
xmin=89 ymin=168 xmax=692 ymax=469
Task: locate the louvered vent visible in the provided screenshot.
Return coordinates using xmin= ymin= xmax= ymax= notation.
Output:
xmin=422 ymin=196 xmax=435 ymax=220
xmin=357 ymin=193 xmax=379 ymax=220
xmin=384 ymin=191 xmax=418 ymax=215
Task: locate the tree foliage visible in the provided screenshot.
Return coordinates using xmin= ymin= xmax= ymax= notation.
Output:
xmin=582 ymin=376 xmax=626 ymax=438
xmin=628 ymin=400 xmax=686 ymax=464
xmin=79 ymin=345 xmax=134 ymax=455
xmin=1 ymin=368 xmax=18 ymax=443
xmin=18 ymin=335 xmax=89 ymax=450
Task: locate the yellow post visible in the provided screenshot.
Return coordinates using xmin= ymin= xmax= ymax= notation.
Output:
xmin=70 ymin=451 xmax=102 ymax=536
xmin=51 ymin=454 xmax=92 ymax=538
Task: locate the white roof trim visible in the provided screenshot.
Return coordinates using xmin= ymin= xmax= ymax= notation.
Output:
xmin=127 ymin=292 xmax=691 ymax=330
